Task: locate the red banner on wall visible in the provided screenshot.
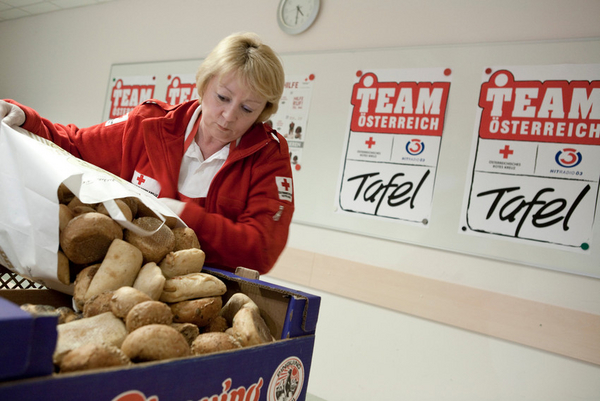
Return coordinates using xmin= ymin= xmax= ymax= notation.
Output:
xmin=478 ymin=69 xmax=600 ymax=145
xmin=349 ymin=72 xmax=450 ymax=136
xmin=109 ymin=76 xmax=156 ymax=119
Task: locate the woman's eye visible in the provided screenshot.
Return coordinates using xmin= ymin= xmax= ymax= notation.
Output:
xmin=217 ymin=94 xmax=228 ymax=102
xmin=242 ymin=106 xmax=254 ymax=114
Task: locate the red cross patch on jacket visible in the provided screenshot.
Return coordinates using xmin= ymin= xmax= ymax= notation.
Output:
xmin=275 ymin=176 xmax=293 ymax=202
xmin=132 ymin=170 xmax=161 ymax=197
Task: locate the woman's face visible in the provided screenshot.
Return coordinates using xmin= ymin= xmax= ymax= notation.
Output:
xmin=199 ymin=71 xmax=267 ymax=146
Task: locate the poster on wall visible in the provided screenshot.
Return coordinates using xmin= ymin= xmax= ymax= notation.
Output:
xmin=268 ymin=74 xmax=315 ymax=173
xmin=336 ymin=68 xmax=452 ymax=225
xmin=460 ymin=64 xmax=600 ymax=251
xmin=164 ymin=73 xmax=198 ymax=104
xmin=105 ymin=75 xmax=156 ymax=120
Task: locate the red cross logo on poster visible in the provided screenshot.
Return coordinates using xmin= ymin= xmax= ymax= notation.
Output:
xmin=499 ymin=145 xmax=514 ymax=159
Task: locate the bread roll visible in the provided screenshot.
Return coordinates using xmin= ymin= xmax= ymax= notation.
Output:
xmin=219 ymin=292 xmax=260 ymax=325
xmin=54 ymin=312 xmax=127 ymax=365
xmin=159 ymin=248 xmax=205 ymax=279
xmin=82 ymin=291 xmax=114 ymax=318
xmin=57 ymin=183 xmax=75 ymax=204
xmin=121 ymin=324 xmax=191 ymax=362
xmin=85 ymin=239 xmax=143 ymax=301
xmin=119 ymin=197 xmax=139 ymax=218
xmin=58 ymin=204 xmax=74 ymax=232
xmin=97 ymin=199 xmax=133 ymax=222
xmin=20 ymin=304 xmax=55 ymax=314
xmin=227 ymin=307 xmax=274 ymax=347
xmin=56 ymin=250 xmax=70 ymax=285
xmin=71 ymin=205 xmax=97 ymax=216
xmin=133 ymin=262 xmax=166 ymax=301
xmin=60 ymin=212 xmax=123 ymax=265
xmin=135 ymin=199 xmax=180 ymax=229
xmin=171 ymin=322 xmax=200 ymax=346
xmin=170 ymin=296 xmax=222 ymax=327
xmin=159 ymin=273 xmax=226 ymax=303
xmin=73 ymin=264 xmax=100 ymax=311
xmin=204 ymin=315 xmax=229 ymax=333
xmin=22 ymin=304 xmax=79 ymax=325
xmin=66 ymin=196 xmax=98 ymax=216
xmin=134 ymin=198 xmax=158 ymax=219
xmin=59 ymin=343 xmax=131 ymax=373
xmin=56 ymin=306 xmax=80 ymax=324
xmin=124 ymin=217 xmax=175 ymax=264
xmin=191 ymin=332 xmax=241 ymax=355
xmin=125 ymin=300 xmax=173 ymax=332
xmin=110 ymin=286 xmax=152 ymax=319
xmin=172 ymin=227 xmax=201 ymax=251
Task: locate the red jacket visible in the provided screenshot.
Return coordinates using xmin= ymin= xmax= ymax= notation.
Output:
xmin=9 ymin=99 xmax=294 ymax=274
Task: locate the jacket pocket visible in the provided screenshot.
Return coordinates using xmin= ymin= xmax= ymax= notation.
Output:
xmin=216 ymin=196 xmax=245 ymax=221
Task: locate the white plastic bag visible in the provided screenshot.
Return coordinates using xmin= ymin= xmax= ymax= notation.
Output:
xmin=0 ymin=122 xmax=182 ymax=293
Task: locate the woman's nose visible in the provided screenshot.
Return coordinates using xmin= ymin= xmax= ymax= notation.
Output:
xmin=222 ymin=104 xmax=237 ymax=121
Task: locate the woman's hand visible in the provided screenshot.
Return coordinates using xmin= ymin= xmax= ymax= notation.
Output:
xmin=159 ymin=197 xmax=186 ymax=217
xmin=0 ymin=100 xmax=26 ymax=127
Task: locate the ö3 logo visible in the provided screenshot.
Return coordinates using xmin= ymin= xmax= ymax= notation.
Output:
xmin=555 ymin=148 xmax=582 ymax=168
xmin=406 ymin=139 xmax=425 ymax=156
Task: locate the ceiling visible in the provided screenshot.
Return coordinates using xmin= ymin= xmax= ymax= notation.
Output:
xmin=0 ymin=0 xmax=117 ymax=22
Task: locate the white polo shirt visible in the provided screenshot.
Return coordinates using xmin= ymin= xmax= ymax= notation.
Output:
xmin=177 ymin=105 xmax=229 ymax=198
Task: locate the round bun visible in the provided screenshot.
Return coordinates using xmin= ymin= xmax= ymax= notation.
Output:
xmin=82 ymin=291 xmax=114 ymax=318
xmin=125 ymin=300 xmax=173 ymax=332
xmin=110 ymin=286 xmax=153 ymax=319
xmin=191 ymin=332 xmax=241 ymax=355
xmin=172 ymin=227 xmax=201 ymax=251
xmin=204 ymin=315 xmax=229 ymax=333
xmin=121 ymin=324 xmax=191 ymax=362
xmin=171 ymin=322 xmax=200 ymax=346
xmin=170 ymin=296 xmax=222 ymax=327
xmin=124 ymin=217 xmax=175 ymax=264
xmin=96 ymin=199 xmax=133 ymax=222
xmin=60 ymin=212 xmax=123 ymax=265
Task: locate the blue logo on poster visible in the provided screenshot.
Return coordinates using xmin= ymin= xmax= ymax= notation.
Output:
xmin=406 ymin=139 xmax=425 ymax=156
xmin=555 ymin=148 xmax=582 ymax=168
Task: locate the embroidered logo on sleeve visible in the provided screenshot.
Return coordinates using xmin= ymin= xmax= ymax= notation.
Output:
xmin=275 ymin=176 xmax=293 ymax=202
xmin=132 ymin=170 xmax=161 ymax=197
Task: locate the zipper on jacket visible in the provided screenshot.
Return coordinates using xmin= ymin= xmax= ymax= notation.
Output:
xmin=273 ymin=205 xmax=284 ymax=221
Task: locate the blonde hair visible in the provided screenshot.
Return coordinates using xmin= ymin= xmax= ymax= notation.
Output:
xmin=196 ymin=32 xmax=285 ymax=123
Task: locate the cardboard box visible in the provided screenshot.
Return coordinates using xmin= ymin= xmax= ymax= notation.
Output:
xmin=0 ymin=297 xmax=58 ymax=382
xmin=0 ymin=267 xmax=320 ymax=401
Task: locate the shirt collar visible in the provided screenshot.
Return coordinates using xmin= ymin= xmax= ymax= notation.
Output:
xmin=183 ymin=103 xmax=242 ymax=158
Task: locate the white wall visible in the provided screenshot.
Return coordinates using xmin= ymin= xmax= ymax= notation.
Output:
xmin=1 ymin=1 xmax=600 ymax=400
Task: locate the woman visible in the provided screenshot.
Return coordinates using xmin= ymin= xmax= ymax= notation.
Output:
xmin=0 ymin=32 xmax=294 ymax=275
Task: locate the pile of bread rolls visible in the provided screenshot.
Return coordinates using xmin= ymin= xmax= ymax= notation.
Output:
xmin=21 ymin=184 xmax=275 ymax=374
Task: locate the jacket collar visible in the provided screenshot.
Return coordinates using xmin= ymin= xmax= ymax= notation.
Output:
xmin=139 ymin=100 xmax=276 ymax=197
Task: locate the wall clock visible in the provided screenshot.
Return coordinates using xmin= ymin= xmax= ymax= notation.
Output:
xmin=277 ymin=0 xmax=320 ymax=35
